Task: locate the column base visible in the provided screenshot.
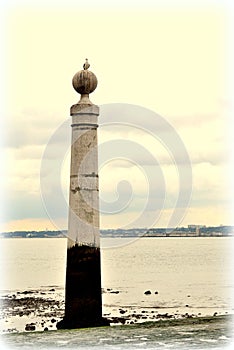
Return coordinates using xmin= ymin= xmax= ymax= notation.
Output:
xmin=58 ymin=243 xmax=109 ymax=330
xmin=56 ymin=317 xmax=110 ymax=330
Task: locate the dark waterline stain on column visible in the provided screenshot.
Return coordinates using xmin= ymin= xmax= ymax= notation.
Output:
xmin=57 ymin=244 xmax=109 ymax=329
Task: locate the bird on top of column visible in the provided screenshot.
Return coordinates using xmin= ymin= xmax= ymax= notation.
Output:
xmin=83 ymin=58 xmax=90 ymax=70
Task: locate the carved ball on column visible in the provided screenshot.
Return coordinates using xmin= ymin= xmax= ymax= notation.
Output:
xmin=72 ymin=70 xmax=98 ymax=95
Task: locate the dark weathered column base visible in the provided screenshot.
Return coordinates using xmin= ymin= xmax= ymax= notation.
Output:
xmin=57 ymin=244 xmax=109 ymax=330
xmin=56 ymin=316 xmax=109 ymax=330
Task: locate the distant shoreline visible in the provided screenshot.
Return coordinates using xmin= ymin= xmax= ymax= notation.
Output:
xmin=0 ymin=235 xmax=233 ymax=239
xmin=1 ymin=226 xmax=233 ymax=239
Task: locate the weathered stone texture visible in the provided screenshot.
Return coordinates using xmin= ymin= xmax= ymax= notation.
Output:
xmin=68 ymin=106 xmax=100 ymax=247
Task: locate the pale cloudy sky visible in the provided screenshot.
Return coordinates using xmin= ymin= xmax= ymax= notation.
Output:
xmin=0 ymin=0 xmax=233 ymax=231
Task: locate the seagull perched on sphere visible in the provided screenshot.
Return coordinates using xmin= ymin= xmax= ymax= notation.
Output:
xmin=83 ymin=58 xmax=90 ymax=70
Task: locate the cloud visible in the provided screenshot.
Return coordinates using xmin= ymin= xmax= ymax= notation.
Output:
xmin=3 ymin=103 xmax=226 ymax=228
xmin=99 ymin=104 xmax=229 ymax=167
xmin=5 ymin=109 xmax=67 ymax=149
xmin=4 ymin=192 xmax=46 ymax=221
xmin=178 ymin=116 xmax=230 ymax=166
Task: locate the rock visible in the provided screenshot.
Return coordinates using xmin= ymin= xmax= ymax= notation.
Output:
xmin=110 ymin=318 xmax=119 ymax=324
xmin=44 ymin=327 xmax=48 ymax=331
xmin=187 ymin=295 xmax=191 ymax=297
xmin=144 ymin=290 xmax=151 ymax=295
xmin=110 ymin=290 xmax=119 ymax=294
xmin=185 ymin=304 xmax=189 ymax=307
xmin=111 ymin=317 xmax=126 ymax=324
xmin=51 ymin=318 xmax=56 ymax=323
xmin=25 ymin=323 xmax=36 ymax=331
xmin=49 ymin=288 xmax=55 ymax=292
xmin=213 ymin=312 xmax=218 ymax=316
xmin=119 ymin=309 xmax=126 ymax=314
xmin=154 ymin=291 xmax=158 ymax=294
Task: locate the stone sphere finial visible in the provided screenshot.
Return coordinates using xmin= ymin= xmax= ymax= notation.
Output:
xmin=72 ymin=60 xmax=98 ymax=105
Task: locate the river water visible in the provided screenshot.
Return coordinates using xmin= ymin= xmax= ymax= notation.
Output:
xmin=0 ymin=237 xmax=234 ymax=349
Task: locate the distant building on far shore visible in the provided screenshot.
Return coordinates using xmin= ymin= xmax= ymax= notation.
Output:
xmin=188 ymin=224 xmax=206 ymax=230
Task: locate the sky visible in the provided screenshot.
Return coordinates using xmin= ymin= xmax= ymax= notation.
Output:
xmin=0 ymin=0 xmax=234 ymax=232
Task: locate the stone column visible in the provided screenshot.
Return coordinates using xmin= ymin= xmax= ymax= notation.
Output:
xmin=68 ymin=103 xmax=100 ymax=248
xmin=57 ymin=60 xmax=108 ymax=329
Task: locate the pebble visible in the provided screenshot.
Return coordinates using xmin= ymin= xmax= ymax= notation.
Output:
xmin=119 ymin=309 xmax=126 ymax=314
xmin=144 ymin=290 xmax=151 ymax=295
xmin=25 ymin=323 xmax=36 ymax=331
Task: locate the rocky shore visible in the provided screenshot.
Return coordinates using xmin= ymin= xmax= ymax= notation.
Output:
xmin=0 ymin=288 xmax=231 ymax=334
xmin=0 ymin=289 xmax=64 ymax=333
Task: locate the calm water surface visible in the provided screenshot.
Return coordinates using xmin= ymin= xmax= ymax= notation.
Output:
xmin=0 ymin=237 xmax=233 ymax=313
xmin=102 ymin=237 xmax=234 ymax=313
